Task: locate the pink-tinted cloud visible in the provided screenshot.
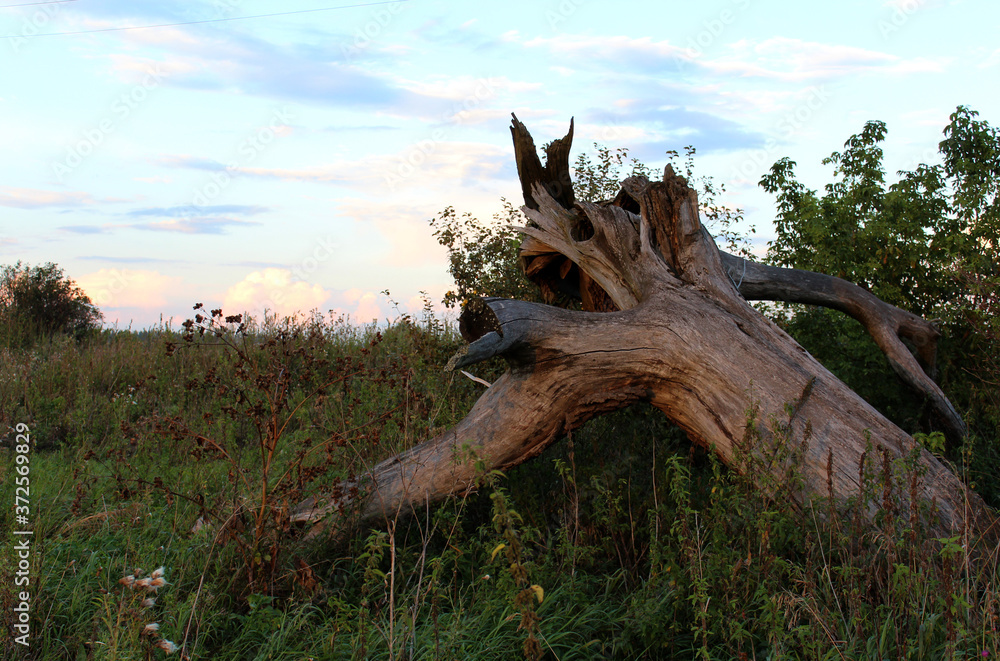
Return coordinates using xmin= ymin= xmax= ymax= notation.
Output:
xmin=77 ymin=268 xmax=184 ymax=310
xmin=343 ymin=288 xmax=383 ymax=323
xmin=0 ymin=187 xmax=98 ymax=208
xmin=223 ymin=268 xmax=330 ymax=318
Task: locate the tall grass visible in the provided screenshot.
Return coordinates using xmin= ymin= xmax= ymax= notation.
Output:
xmin=1 ymin=307 xmax=996 ymax=659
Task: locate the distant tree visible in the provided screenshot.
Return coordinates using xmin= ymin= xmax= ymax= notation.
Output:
xmin=0 ymin=261 xmax=103 ymax=347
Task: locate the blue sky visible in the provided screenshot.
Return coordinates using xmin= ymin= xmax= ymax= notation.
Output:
xmin=1 ymin=0 xmax=997 ymax=328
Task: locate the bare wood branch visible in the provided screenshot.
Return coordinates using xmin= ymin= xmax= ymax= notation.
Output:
xmin=718 ymin=252 xmax=965 ymax=442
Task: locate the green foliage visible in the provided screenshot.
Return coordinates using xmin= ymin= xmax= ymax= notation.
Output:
xmin=429 ymin=199 xmax=542 ymax=308
xmin=571 ymin=144 xmax=651 ymax=203
xmin=4 ymin=119 xmax=999 ymax=660
xmin=0 ymin=261 xmax=102 ymax=348
xmin=761 ymin=114 xmax=969 ymax=316
xmin=2 ymin=315 xmax=998 ymax=659
xmin=760 ymin=106 xmax=1000 ymax=466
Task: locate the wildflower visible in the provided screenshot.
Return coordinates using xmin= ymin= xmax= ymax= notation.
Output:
xmin=119 ymin=575 xmax=135 ymax=587
xmin=154 ymin=639 xmax=178 ymax=654
xmin=135 ymin=578 xmax=152 ymax=589
xmin=141 ymin=597 xmax=157 ymax=609
xmin=149 ymin=576 xmax=168 ymax=590
xmin=151 ymin=566 xmax=166 ymax=579
xmin=141 ymin=622 xmax=160 ymax=636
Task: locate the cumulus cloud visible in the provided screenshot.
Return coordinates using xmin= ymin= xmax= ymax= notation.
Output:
xmin=223 ymin=268 xmax=330 ymax=318
xmin=77 ymin=268 xmax=183 ymax=309
xmin=342 ymin=288 xmax=382 ymax=322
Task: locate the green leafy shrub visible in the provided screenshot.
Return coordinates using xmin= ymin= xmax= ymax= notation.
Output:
xmin=760 ymin=105 xmax=1000 ymax=499
xmin=0 ymin=261 xmax=102 ymax=348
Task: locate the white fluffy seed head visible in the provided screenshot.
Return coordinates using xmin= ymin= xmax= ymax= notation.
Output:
xmin=154 ymin=639 xmax=178 ymax=654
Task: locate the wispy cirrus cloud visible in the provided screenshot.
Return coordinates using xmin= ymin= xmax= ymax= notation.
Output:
xmin=0 ymin=187 xmax=109 ymax=208
xmin=153 ymin=141 xmax=511 ymax=194
xmin=882 ymin=0 xmax=946 ymax=10
xmin=705 ymin=37 xmax=947 ymax=81
xmin=126 ymin=204 xmax=270 ymax=217
xmin=151 ymin=155 xmax=234 ymax=171
xmin=103 ymin=30 xmax=420 ymax=109
xmin=138 ymin=216 xmax=260 ymax=234
xmin=60 ymin=204 xmax=265 ymax=235
xmin=61 ymin=217 xmax=258 ymax=235
xmin=523 ymin=34 xmax=689 ymax=68
xmin=580 ymin=103 xmax=768 ymax=157
xmin=522 ymin=33 xmax=948 ymax=83
xmin=79 ymin=255 xmax=185 ymax=264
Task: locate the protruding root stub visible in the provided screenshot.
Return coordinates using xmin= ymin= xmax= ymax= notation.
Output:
xmin=448 ymin=297 xmax=542 ymax=372
xmin=458 ymin=297 xmax=502 ymax=343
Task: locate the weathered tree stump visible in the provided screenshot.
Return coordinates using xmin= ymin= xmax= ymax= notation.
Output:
xmin=295 ymin=116 xmax=995 ymax=550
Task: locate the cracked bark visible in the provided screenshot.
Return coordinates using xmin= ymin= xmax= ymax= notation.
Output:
xmin=294 ymin=116 xmax=995 ymax=548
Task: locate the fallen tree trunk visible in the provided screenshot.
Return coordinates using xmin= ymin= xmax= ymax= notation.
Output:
xmin=295 ymin=117 xmax=995 ymax=548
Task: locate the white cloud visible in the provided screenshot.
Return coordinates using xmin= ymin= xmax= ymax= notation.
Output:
xmin=882 ymin=0 xmax=945 ymax=9
xmin=703 ymin=37 xmax=947 ymax=82
xmin=980 ymin=47 xmax=1000 ymax=69
xmin=106 ymin=52 xmax=196 ymax=84
xmin=524 ymin=34 xmax=688 ymax=61
xmin=335 ymin=198 xmax=448 ymax=267
xmin=223 ymin=268 xmax=330 ymax=318
xmin=397 ymin=75 xmax=514 ymax=101
xmin=0 ymin=187 xmax=99 ymax=208
xmin=900 ymin=108 xmax=950 ymax=127
xmin=524 ymin=33 xmax=947 ymax=83
xmin=343 ymin=288 xmax=382 ymax=322
xmin=422 ymin=105 xmax=556 ymax=127
xmin=77 ymin=268 xmax=183 ymax=309
xmin=238 ymin=141 xmax=509 ymax=194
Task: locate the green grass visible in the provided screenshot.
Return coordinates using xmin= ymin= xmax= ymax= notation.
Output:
xmin=1 ymin=310 xmax=998 ymax=660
